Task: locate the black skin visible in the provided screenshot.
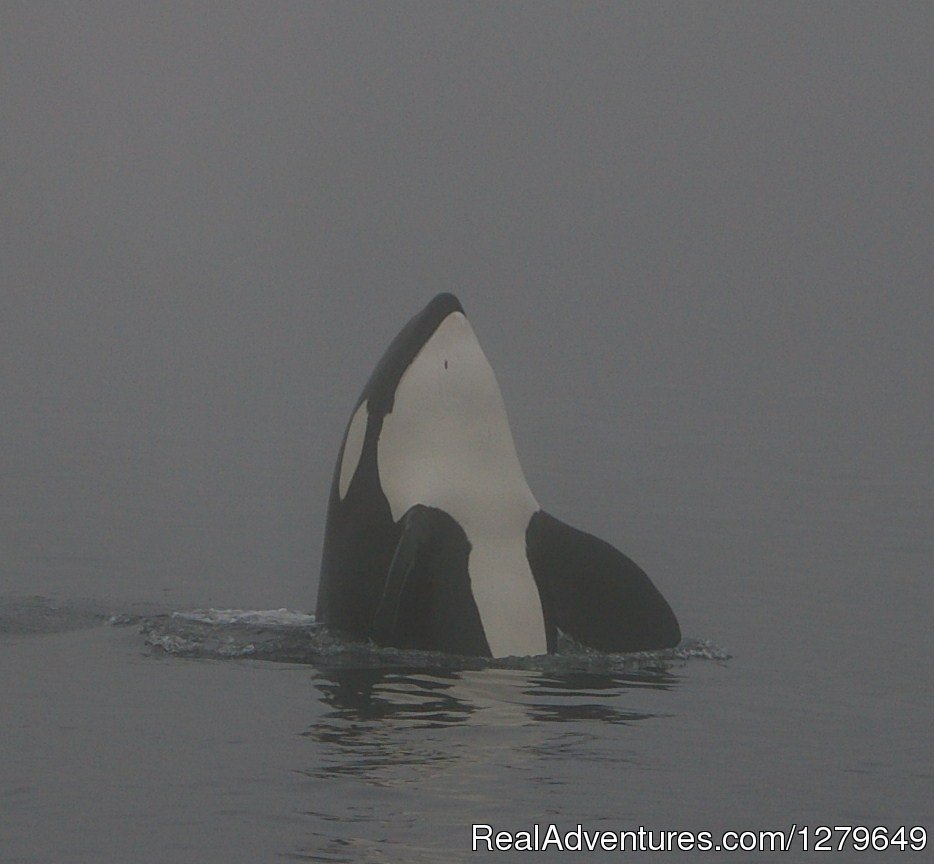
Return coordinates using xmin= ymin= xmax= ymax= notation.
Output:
xmin=372 ymin=505 xmax=490 ymax=657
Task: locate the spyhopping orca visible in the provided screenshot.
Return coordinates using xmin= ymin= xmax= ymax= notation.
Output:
xmin=316 ymin=294 xmax=680 ymax=658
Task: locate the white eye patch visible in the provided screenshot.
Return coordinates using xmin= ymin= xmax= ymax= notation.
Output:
xmin=338 ymin=400 xmax=368 ymax=500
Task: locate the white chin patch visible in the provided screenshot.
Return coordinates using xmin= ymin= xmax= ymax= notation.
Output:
xmin=377 ymin=311 xmax=547 ymax=658
xmin=338 ymin=400 xmax=368 ymax=500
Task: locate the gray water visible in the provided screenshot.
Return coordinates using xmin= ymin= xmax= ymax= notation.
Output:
xmin=2 ymin=3 xmax=932 ymax=862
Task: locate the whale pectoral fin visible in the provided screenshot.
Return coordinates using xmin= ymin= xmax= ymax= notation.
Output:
xmin=371 ymin=505 xmax=433 ymax=645
xmin=370 ymin=504 xmax=491 ymax=656
xmin=526 ymin=510 xmax=681 ymax=653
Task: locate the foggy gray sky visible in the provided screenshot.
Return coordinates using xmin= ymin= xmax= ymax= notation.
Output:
xmin=1 ymin=3 xmax=930 ymax=643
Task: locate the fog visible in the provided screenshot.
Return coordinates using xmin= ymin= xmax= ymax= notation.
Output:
xmin=2 ymin=3 xmax=930 ymax=654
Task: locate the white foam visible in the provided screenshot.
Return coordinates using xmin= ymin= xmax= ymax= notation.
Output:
xmin=143 ymin=612 xmax=730 ymax=670
xmin=171 ymin=608 xmax=316 ymax=627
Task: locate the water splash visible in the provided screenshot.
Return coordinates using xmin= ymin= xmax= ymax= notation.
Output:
xmin=172 ymin=608 xmax=317 ymax=627
xmin=139 ymin=607 xmax=730 ymax=672
xmin=0 ymin=596 xmax=730 ymax=671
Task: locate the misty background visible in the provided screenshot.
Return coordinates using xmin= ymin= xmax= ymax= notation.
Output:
xmin=1 ymin=2 xmax=930 ymax=665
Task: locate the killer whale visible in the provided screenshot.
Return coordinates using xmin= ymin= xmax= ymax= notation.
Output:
xmin=316 ymin=294 xmax=680 ymax=658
